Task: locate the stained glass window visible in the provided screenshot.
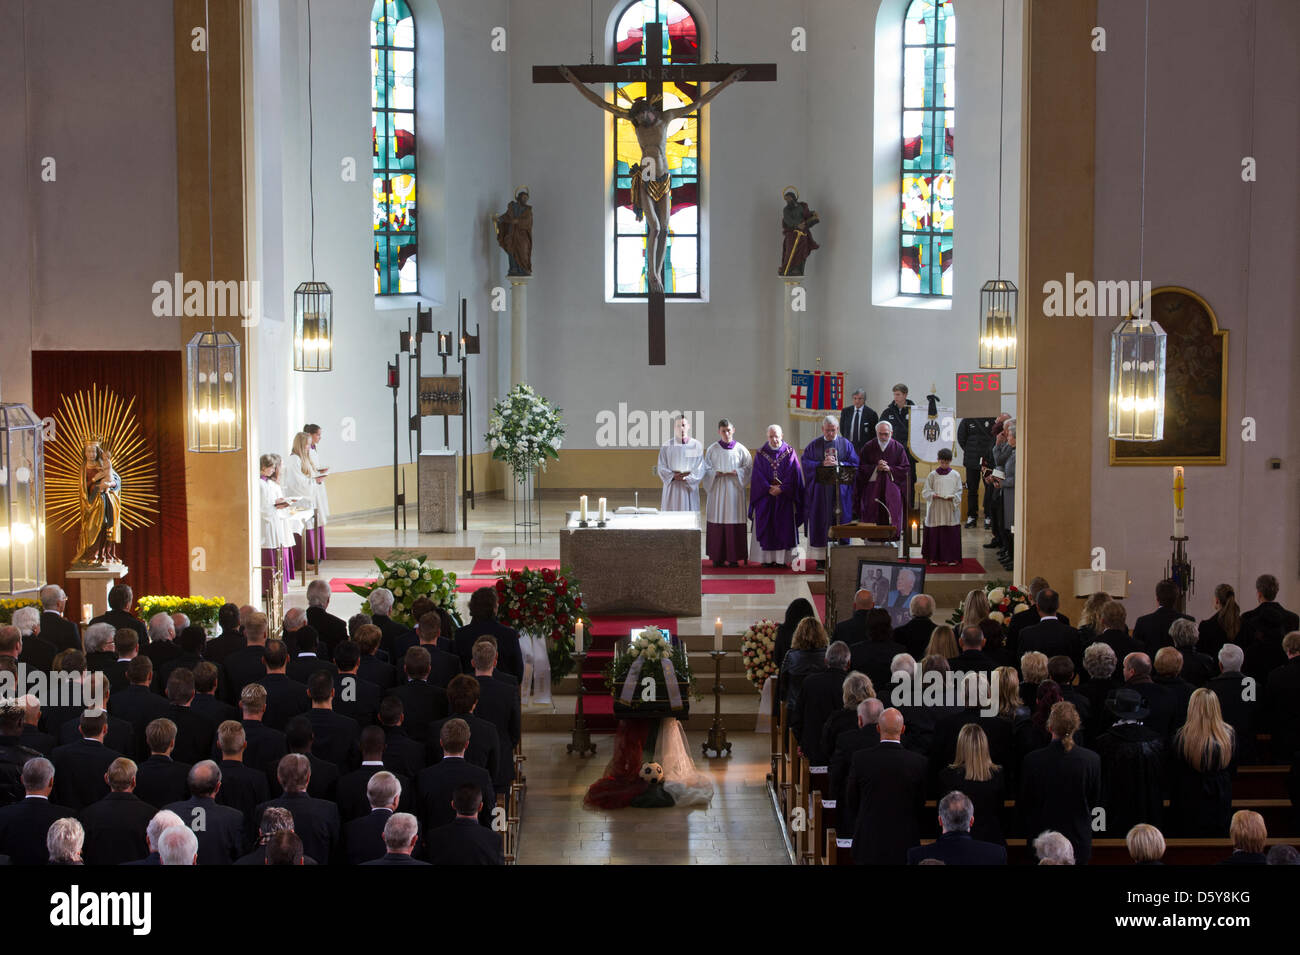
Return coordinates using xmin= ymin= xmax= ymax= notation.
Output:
xmin=372 ymin=0 xmax=417 ymax=295
xmin=613 ymin=1 xmax=701 ymax=297
xmin=900 ymin=0 xmax=954 ymax=297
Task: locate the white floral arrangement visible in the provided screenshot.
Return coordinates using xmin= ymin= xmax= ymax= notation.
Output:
xmin=347 ymin=554 xmax=461 ymax=629
xmin=628 ymin=626 xmax=671 ymax=662
xmin=741 ymin=618 xmax=779 ymax=689
xmin=949 ymin=582 xmax=1033 ymax=628
xmin=484 ymin=383 xmax=565 ymax=482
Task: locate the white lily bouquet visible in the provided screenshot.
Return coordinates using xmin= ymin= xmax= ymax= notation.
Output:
xmin=484 ymin=383 xmax=565 ymax=482
xmin=608 ymin=627 xmax=694 ymax=717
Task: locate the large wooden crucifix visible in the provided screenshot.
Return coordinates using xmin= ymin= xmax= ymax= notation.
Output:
xmin=534 ymin=21 xmax=775 ymax=365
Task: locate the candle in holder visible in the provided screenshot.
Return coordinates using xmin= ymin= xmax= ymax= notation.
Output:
xmin=82 ymin=603 xmax=94 ymax=624
xmin=574 ymin=619 xmax=584 ymax=654
xmin=714 ymin=617 xmax=723 ymax=653
xmin=579 ymin=495 xmax=588 ymax=522
xmin=598 ymin=497 xmax=608 ymax=522
xmin=1172 ymin=466 xmax=1186 ymax=537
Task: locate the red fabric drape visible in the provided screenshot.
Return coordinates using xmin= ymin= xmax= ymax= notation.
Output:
xmin=31 ymin=351 xmax=190 ymax=607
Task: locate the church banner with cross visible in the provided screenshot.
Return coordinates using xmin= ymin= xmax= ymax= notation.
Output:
xmin=788 ymin=369 xmax=845 ymax=419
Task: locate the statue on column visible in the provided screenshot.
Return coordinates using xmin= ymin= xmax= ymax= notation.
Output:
xmin=780 ymin=187 xmax=821 ymax=276
xmin=494 ymin=188 xmax=533 ymax=276
xmin=75 ymin=440 xmax=122 ymax=565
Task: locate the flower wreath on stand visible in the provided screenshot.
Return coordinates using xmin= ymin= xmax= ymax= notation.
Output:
xmin=494 ymin=566 xmax=590 ymax=704
xmin=946 ymin=581 xmax=1033 ymax=629
xmin=484 ymin=384 xmax=565 ymax=483
xmin=348 ymin=554 xmax=463 ymax=629
xmin=741 ymin=618 xmax=779 ymax=690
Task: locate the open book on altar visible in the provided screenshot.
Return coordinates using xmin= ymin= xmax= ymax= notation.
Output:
xmin=615 ymin=506 xmax=659 ymax=514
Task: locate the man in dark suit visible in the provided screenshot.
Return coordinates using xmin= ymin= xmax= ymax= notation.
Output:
xmin=794 ymin=641 xmax=850 ymax=764
xmin=1046 ymin=656 xmax=1092 ymax=728
xmin=367 ymin=590 xmax=408 ymax=661
xmin=467 ymin=644 xmax=521 ymax=787
xmin=831 ymin=590 xmax=876 ymax=647
xmin=416 ymin=719 xmax=495 ymax=832
xmin=839 ymin=389 xmax=879 ymax=455
xmin=56 ymin=675 xmax=136 ymax=760
xmin=77 ymin=757 xmax=156 ymax=866
xmin=391 ymin=599 xmax=440 ymax=666
xmin=224 ymin=612 xmax=271 ymax=696
xmin=38 ymin=585 xmax=83 ymax=653
xmin=1006 ymin=577 xmax=1071 ymax=655
xmin=828 ymin=698 xmax=883 ymax=807
xmin=894 ymin=596 xmax=937 ymax=661
xmin=360 ymin=811 xmax=431 ymax=865
xmin=1095 ymin=600 xmax=1141 ymax=662
xmin=203 ymin=603 xmax=245 ymax=665
xmin=163 ymin=760 xmax=245 ymax=864
xmin=1018 ymin=590 xmax=1081 ymax=665
xmin=16 ymin=695 xmax=56 ymax=757
xmin=344 ymin=769 xmax=402 ymax=864
xmin=133 ymin=719 xmax=192 ymax=808
xmin=948 ymin=626 xmax=1000 ymax=675
xmin=1 ymin=697 xmax=45 ymax=803
xmin=305 ymin=671 xmax=361 ymax=771
xmin=213 ymin=719 xmax=269 ymax=821
xmin=424 ymin=784 xmax=505 ymax=865
xmin=1019 ymin=701 xmax=1101 ymax=864
xmin=305 ymin=581 xmax=349 ymax=659
xmin=82 ymin=622 xmax=119 ymax=674
xmin=253 ymin=753 xmax=340 ymax=865
xmin=51 ymin=712 xmax=122 ymax=811
xmin=236 ymin=684 xmax=289 ymax=782
xmin=332 ymin=641 xmax=382 ymax=728
xmin=9 ymin=615 xmax=56 ymax=673
xmin=281 ymin=716 xmax=340 ymax=801
xmin=257 ymin=640 xmax=309 ymax=731
xmin=1121 ymin=652 xmax=1178 ymax=739
xmin=235 ymin=807 xmax=316 ymax=865
xmin=109 ymin=659 xmax=170 ymax=756
xmin=1208 ymin=643 xmax=1258 ymax=764
xmin=157 ymin=626 xmax=212 ymax=692
xmin=1265 ymin=632 xmax=1300 ymax=763
xmin=391 ymin=647 xmax=450 ymax=744
xmin=844 ymin=708 xmax=927 ymax=865
xmin=1241 ymin=573 xmax=1300 ymax=647
xmin=379 ymin=697 xmax=428 ymax=778
xmin=162 ymin=669 xmax=218 ymax=764
xmin=428 ymin=677 xmax=501 ymax=784
xmin=286 ymin=628 xmax=338 ymax=684
xmin=0 ymin=757 xmax=73 ymax=864
xmin=89 ymin=584 xmax=148 ymax=646
xmin=849 ymin=618 xmax=907 ymax=702
xmin=354 ymin=624 xmax=398 ymax=691
xmin=405 ymin=613 xmax=462 ymax=689
xmin=192 ymin=662 xmax=238 ymax=724
xmin=339 ymin=726 xmax=414 ymax=822
xmin=1133 ymin=579 xmax=1195 ymax=657
xmin=956 ymin=417 xmax=995 ymax=529
xmin=454 ymin=588 xmax=525 ymax=684
xmin=142 ymin=613 xmax=182 ymax=669
xmin=97 ymin=628 xmax=141 ymax=695
xmin=907 ymin=790 xmax=1007 ymax=864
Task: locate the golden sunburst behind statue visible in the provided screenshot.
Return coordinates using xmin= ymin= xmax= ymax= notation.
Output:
xmin=46 ymin=385 xmax=158 ymax=567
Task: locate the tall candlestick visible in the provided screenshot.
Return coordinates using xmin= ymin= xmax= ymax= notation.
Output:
xmin=714 ymin=617 xmax=723 ymax=653
xmin=1173 ymin=466 xmax=1186 ymax=537
xmin=598 ymin=497 xmax=607 ymax=522
xmin=574 ymin=619 xmax=584 ymax=654
xmin=579 ymin=495 xmax=588 ymax=522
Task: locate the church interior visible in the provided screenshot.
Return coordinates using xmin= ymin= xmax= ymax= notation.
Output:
xmin=1 ymin=0 xmax=1298 ymax=892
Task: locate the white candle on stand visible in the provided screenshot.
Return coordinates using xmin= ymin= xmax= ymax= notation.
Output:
xmin=714 ymin=617 xmax=723 ymax=653
xmin=82 ymin=603 xmax=94 ymax=624
xmin=579 ymin=495 xmax=588 ymax=521
xmin=1173 ymin=466 xmax=1186 ymax=537
xmin=574 ymin=619 xmax=584 ymax=654
xmin=598 ymin=497 xmax=607 ymax=521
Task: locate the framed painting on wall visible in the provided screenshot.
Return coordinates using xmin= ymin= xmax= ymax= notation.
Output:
xmin=1109 ymin=286 xmax=1229 ymax=466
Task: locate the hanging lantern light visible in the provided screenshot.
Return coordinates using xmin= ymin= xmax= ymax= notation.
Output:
xmin=0 ymin=402 xmax=45 ymax=595
xmin=978 ymin=0 xmax=1016 ymax=370
xmin=1108 ymin=308 xmax=1166 ymax=441
xmin=979 ymin=279 xmax=1018 ymax=369
xmin=187 ymin=330 xmax=243 ymax=452
xmin=293 ymin=281 xmax=333 ymax=371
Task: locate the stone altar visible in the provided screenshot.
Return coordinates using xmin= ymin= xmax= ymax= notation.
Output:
xmin=418 ymin=450 xmax=457 ymax=533
xmin=559 ymin=510 xmax=701 ymax=617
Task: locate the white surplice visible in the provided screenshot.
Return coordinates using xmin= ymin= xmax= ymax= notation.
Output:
xmin=282 ymin=454 xmax=318 ymax=530
xmin=700 ymin=441 xmax=752 ymax=524
xmin=921 ymin=468 xmax=964 ymax=527
xmin=307 ymin=445 xmax=330 ymax=526
xmin=259 ymin=478 xmax=297 ymax=548
xmin=656 ymin=438 xmax=704 ymax=511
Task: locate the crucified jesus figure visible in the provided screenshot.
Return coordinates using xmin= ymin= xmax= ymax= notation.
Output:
xmin=559 ymin=65 xmax=747 ymax=293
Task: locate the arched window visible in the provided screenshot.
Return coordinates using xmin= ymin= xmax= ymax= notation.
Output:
xmin=372 ymin=0 xmax=417 ymax=295
xmin=613 ymin=1 xmax=701 ymax=297
xmin=900 ymin=0 xmax=954 ymax=297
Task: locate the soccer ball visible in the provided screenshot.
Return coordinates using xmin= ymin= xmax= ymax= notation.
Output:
xmin=639 ymin=762 xmax=664 ymax=783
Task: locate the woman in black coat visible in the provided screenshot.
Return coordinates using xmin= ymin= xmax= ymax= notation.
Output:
xmin=938 ymin=723 xmax=1007 ymax=846
xmin=1167 ymin=689 xmax=1235 ymax=836
xmin=1197 ymin=583 xmax=1242 ymax=662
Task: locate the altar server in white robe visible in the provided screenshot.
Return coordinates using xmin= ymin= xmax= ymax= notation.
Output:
xmin=258 ymin=454 xmax=294 ymax=594
xmin=656 ymin=415 xmax=704 ymax=512
xmin=701 ymin=419 xmax=752 ymax=567
xmin=283 ymin=432 xmax=321 ymax=562
xmin=304 ymin=423 xmax=330 ymax=558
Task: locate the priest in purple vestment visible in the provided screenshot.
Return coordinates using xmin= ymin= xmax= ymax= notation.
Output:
xmin=801 ymin=416 xmax=860 ymax=566
xmin=856 ymin=420 xmax=910 ymax=540
xmin=748 ymin=425 xmax=806 ymax=568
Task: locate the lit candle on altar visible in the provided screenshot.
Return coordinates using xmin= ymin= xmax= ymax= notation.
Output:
xmin=574 ymin=619 xmax=584 ymax=654
xmin=598 ymin=497 xmax=607 ymax=521
xmin=1173 ymin=466 xmax=1186 ymax=537
xmin=82 ymin=603 xmax=94 ymax=624
xmin=579 ymin=495 xmax=588 ymax=521
xmin=714 ymin=617 xmax=723 ymax=653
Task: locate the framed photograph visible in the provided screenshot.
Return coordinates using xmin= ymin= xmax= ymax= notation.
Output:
xmin=857 ymin=560 xmax=926 ymax=628
xmin=1109 ymin=286 xmax=1228 ymax=465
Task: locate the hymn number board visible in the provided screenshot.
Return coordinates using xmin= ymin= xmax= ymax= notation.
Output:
xmin=954 ymin=372 xmax=1002 ymax=418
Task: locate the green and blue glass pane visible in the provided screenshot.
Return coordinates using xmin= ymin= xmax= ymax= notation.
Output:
xmin=371 ymin=0 xmax=416 ymax=295
xmin=375 ymin=234 xmax=417 ymax=295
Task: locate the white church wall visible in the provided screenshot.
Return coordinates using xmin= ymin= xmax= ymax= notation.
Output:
xmin=0 ymin=0 xmax=180 ymax=404
xmin=1091 ymin=0 xmax=1300 ymax=618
